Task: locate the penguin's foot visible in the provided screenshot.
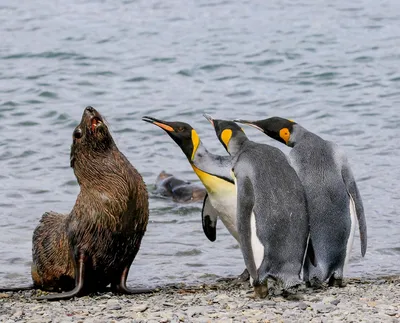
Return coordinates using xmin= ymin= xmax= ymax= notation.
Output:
xmin=305 ymin=278 xmax=324 ymax=290
xmin=253 ymin=283 xmax=269 ymax=299
xmin=237 ymin=268 xmax=250 ymax=282
xmin=216 ymin=268 xmax=250 ymax=284
xmin=216 ymin=276 xmax=236 ymax=283
xmin=328 ymin=277 xmax=346 ymax=288
xmin=282 ymin=289 xmax=304 ymax=301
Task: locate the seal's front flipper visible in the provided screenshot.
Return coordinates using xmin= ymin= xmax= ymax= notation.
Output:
xmin=201 ymin=194 xmax=218 ymax=242
xmin=36 ymin=253 xmax=86 ymax=301
xmin=112 ymin=265 xmax=154 ymax=295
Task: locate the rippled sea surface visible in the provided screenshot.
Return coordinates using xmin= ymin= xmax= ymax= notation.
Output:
xmin=1 ymin=0 xmax=400 ymax=288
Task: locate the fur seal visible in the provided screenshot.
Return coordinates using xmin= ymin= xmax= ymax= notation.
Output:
xmin=28 ymin=106 xmax=150 ymax=300
xmin=155 ymin=171 xmax=206 ymax=203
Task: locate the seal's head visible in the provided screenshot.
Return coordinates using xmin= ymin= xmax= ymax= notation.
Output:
xmin=70 ymin=106 xmax=114 ymax=169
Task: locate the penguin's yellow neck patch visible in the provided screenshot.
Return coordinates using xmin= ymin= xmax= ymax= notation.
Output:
xmin=191 ymin=164 xmax=234 ymax=194
xmin=221 ymin=129 xmax=232 ymax=150
xmin=191 ymin=129 xmax=200 ymax=161
xmin=279 ymin=127 xmax=290 ymax=144
xmin=230 ymin=169 xmax=236 ymax=182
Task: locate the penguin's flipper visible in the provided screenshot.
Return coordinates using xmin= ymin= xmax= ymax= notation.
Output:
xmin=235 ymin=174 xmax=258 ymax=282
xmin=341 ymin=161 xmax=367 ymax=257
xmin=201 ymin=193 xmax=218 ymax=242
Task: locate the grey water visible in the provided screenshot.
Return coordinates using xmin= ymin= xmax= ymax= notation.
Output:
xmin=0 ymin=0 xmax=399 ymax=289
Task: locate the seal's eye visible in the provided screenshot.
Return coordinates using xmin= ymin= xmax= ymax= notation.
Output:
xmin=73 ymin=128 xmax=83 ymax=139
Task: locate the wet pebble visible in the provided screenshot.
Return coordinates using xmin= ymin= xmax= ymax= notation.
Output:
xmin=0 ymin=277 xmax=398 ymax=322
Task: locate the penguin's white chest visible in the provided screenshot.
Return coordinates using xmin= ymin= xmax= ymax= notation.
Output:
xmin=208 ymin=187 xmax=238 ymax=242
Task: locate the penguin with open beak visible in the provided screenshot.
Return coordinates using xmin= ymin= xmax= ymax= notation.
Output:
xmin=142 ymin=116 xmax=249 ymax=281
xmin=204 ymin=114 xmax=311 ymax=298
xmin=235 ymin=116 xmax=367 ymax=287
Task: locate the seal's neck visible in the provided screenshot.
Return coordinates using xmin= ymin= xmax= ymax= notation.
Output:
xmin=73 ymin=144 xmax=127 ymax=191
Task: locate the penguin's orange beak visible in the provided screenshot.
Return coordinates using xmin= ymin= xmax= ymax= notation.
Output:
xmin=142 ymin=116 xmax=175 ymax=132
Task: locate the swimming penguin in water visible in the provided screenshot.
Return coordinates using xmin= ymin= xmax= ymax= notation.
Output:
xmin=155 ymin=171 xmax=206 ymax=203
xmin=235 ymin=117 xmax=367 ymax=287
xmin=142 ymin=116 xmax=249 ymax=281
xmin=204 ymin=115 xmax=311 ymax=298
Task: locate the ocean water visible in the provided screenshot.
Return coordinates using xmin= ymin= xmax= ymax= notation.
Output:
xmin=0 ymin=0 xmax=399 ymax=288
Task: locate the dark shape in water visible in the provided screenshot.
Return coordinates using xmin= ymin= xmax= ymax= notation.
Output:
xmin=155 ymin=171 xmax=206 ymax=203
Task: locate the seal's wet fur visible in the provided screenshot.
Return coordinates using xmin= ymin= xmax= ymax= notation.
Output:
xmin=31 ymin=106 xmax=149 ymax=299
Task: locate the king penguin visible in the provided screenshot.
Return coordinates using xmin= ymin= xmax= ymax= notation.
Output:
xmin=235 ymin=116 xmax=367 ymax=287
xmin=142 ymin=116 xmax=249 ymax=281
xmin=204 ymin=114 xmax=311 ymax=298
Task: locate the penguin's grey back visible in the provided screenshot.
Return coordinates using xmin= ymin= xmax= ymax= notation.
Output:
xmin=289 ymin=131 xmax=351 ymax=281
xmin=233 ymin=141 xmax=309 ymax=287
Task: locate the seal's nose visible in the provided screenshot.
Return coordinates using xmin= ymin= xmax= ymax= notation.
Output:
xmin=85 ymin=106 xmax=95 ymax=114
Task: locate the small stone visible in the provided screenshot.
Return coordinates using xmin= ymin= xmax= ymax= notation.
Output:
xmin=214 ymin=294 xmax=229 ymax=302
xmin=163 ymin=302 xmax=175 ymax=307
xmin=298 ymin=302 xmax=309 ymax=310
xmin=312 ymin=303 xmax=335 ymax=314
xmin=11 ymin=310 xmax=23 ymax=318
xmin=132 ymin=304 xmax=149 ymax=313
xmin=0 ymin=293 xmax=11 ymax=299
xmin=386 ymin=311 xmax=398 ymax=317
xmin=322 ymin=297 xmax=335 ymax=304
xmin=330 ymin=299 xmax=340 ymax=306
xmin=272 ymin=308 xmax=283 ymax=315
xmin=106 ymin=299 xmax=122 ymax=311
xmin=285 ymin=302 xmax=299 ymax=309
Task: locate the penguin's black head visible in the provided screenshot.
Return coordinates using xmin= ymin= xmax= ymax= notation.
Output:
xmin=234 ymin=117 xmax=296 ymax=146
xmin=142 ymin=116 xmax=200 ymax=161
xmin=204 ymin=114 xmax=248 ymax=155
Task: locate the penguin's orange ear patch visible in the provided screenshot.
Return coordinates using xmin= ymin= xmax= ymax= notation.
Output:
xmin=221 ymin=129 xmax=233 ymax=148
xmin=279 ymin=128 xmax=290 ymax=144
xmin=191 ymin=129 xmax=200 ymax=161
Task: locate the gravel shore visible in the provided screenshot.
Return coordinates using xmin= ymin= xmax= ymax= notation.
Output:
xmin=0 ymin=276 xmax=399 ymax=322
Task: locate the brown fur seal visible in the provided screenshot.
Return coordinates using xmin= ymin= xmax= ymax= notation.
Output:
xmin=155 ymin=171 xmax=206 ymax=203
xmin=29 ymin=106 xmax=150 ymax=300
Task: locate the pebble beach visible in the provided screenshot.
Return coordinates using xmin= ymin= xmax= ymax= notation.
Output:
xmin=0 ymin=276 xmax=399 ymax=322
